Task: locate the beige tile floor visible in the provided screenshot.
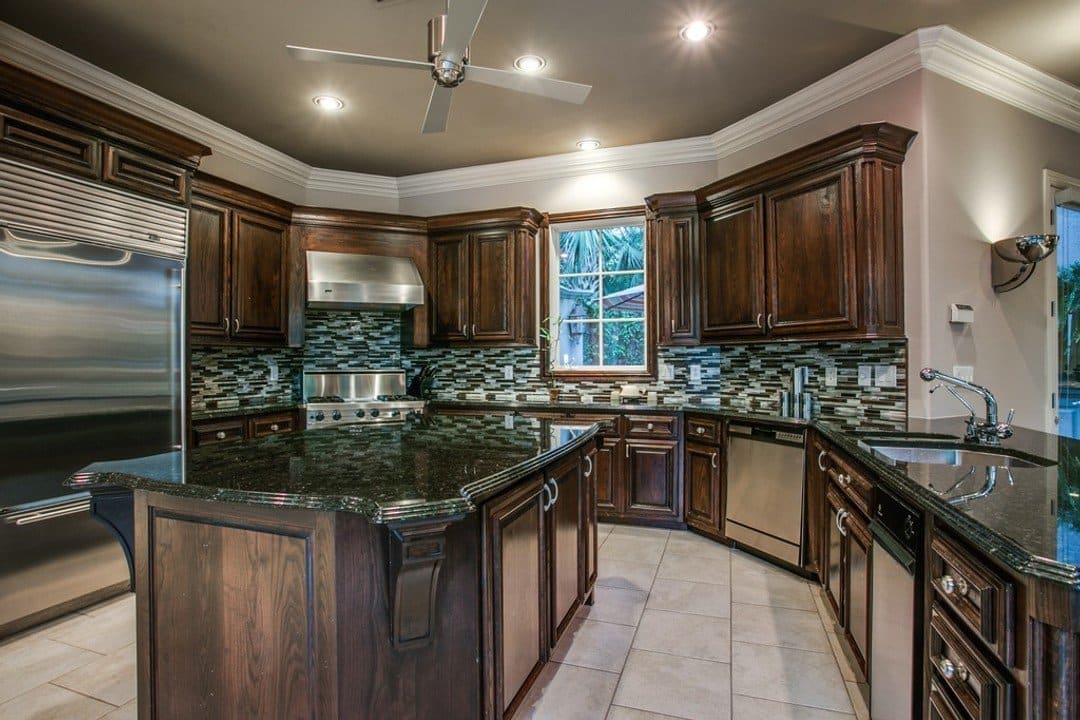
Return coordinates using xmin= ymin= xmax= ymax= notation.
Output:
xmin=0 ymin=526 xmax=868 ymax=720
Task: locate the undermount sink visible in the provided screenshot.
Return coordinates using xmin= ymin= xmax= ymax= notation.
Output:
xmin=867 ymin=443 xmax=1053 ymax=469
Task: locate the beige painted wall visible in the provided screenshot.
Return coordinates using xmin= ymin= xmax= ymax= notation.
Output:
xmin=397 ymin=160 xmax=719 ymax=216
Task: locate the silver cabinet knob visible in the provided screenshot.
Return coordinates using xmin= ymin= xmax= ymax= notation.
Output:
xmin=646 ymin=422 xmax=654 ymax=431
xmin=215 ymin=431 xmax=226 ymax=440
xmin=270 ymin=423 xmax=279 ymax=432
xmin=696 ymin=426 xmax=705 ymax=434
xmin=936 ymin=656 xmax=969 ymax=682
xmin=938 ymin=574 xmax=968 ymax=596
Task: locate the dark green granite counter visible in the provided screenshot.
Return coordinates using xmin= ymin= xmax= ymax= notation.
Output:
xmin=67 ymin=414 xmax=601 ymax=523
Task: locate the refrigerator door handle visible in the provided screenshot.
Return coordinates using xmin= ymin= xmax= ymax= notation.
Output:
xmin=2 ymin=498 xmax=91 ymax=526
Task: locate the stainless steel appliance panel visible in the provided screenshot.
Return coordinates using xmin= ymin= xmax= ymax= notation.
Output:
xmin=303 ymin=370 xmax=407 ymax=402
xmin=725 ymin=425 xmax=805 ymax=565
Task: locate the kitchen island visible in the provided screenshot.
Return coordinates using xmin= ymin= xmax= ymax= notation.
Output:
xmin=68 ymin=413 xmax=602 ymax=720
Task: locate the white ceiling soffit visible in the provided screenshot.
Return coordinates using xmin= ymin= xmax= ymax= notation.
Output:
xmin=0 ymin=22 xmax=1076 ymax=201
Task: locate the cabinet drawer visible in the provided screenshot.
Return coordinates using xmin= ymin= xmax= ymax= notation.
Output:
xmin=929 ymin=679 xmax=968 ymax=720
xmin=0 ymin=106 xmax=101 ymax=179
xmin=685 ymin=416 xmax=720 ymax=444
xmin=929 ymin=531 xmax=1015 ymax=667
xmin=103 ymin=144 xmax=188 ymax=203
xmin=818 ymin=447 xmax=872 ymax=516
xmin=929 ymin=604 xmax=1013 ymax=720
xmin=249 ymin=412 xmax=296 ymax=438
xmin=192 ymin=419 xmax=245 ymax=446
xmin=624 ymin=414 xmax=678 ymax=439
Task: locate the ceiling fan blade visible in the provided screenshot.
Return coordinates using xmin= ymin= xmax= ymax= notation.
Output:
xmin=422 ymin=84 xmax=454 ymax=134
xmin=466 ymin=66 xmax=592 ymax=104
xmin=441 ymin=0 xmax=489 ymax=61
xmin=286 ymin=45 xmax=433 ymax=71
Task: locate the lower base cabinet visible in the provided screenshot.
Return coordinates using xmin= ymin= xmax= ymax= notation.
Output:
xmin=684 ymin=440 xmax=723 ymax=539
xmin=823 ymin=481 xmax=871 ymax=675
xmin=190 ymin=409 xmax=300 ymax=447
xmin=484 ymin=450 xmax=595 ymax=719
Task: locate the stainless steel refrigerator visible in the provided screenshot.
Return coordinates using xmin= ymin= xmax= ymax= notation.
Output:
xmin=0 ymin=157 xmax=186 ymax=638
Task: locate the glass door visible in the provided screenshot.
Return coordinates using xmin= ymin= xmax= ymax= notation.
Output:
xmin=1054 ymin=181 xmax=1080 ymax=437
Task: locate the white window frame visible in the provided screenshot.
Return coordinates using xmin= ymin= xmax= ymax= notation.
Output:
xmin=1045 ymin=169 xmax=1080 ymax=432
xmin=547 ymin=215 xmax=647 ymax=372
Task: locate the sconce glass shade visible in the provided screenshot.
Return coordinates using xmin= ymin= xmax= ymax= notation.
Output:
xmin=991 ymin=233 xmax=1058 ymax=292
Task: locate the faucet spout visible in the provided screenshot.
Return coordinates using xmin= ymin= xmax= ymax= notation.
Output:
xmin=920 ymin=368 xmax=1009 ymax=444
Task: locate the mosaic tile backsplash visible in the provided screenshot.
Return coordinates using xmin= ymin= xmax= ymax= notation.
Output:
xmin=191 ymin=310 xmax=908 ymax=427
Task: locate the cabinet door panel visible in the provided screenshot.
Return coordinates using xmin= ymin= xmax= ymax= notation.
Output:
xmin=548 ymin=457 xmax=582 ymax=644
xmin=230 ymin=210 xmax=288 ymax=343
xmin=824 ymin=486 xmax=844 ymax=623
xmin=700 ymin=198 xmax=766 ymax=339
xmin=766 ymin=166 xmax=857 ymax=335
xmin=582 ymin=448 xmax=599 ymax=594
xmin=803 ymin=437 xmax=828 ymax=579
xmin=658 ymin=214 xmax=699 ymax=344
xmin=431 ymin=235 xmax=470 ymax=342
xmin=0 ymin=106 xmax=100 ymax=179
xmin=625 ymin=439 xmax=680 ymax=521
xmin=684 ymin=442 xmax=720 ymax=533
xmin=595 ymin=435 xmax=621 ymax=515
xmin=487 ymin=480 xmax=546 ymax=716
xmin=470 ymin=230 xmax=515 ymax=341
xmin=188 ymin=199 xmax=230 ymax=341
xmin=846 ymin=510 xmax=871 ymax=674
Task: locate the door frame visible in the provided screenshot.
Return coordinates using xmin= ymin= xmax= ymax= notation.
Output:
xmin=1044 ymin=169 xmax=1080 ymax=432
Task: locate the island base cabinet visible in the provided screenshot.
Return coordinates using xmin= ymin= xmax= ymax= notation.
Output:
xmin=132 ymin=491 xmax=483 ymax=720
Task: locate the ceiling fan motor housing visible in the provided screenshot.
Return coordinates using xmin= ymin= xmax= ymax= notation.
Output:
xmin=427 ymin=14 xmax=468 ymax=86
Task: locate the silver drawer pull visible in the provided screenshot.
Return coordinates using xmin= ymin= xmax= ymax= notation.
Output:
xmin=755 ymin=313 xmax=763 ymax=329
xmin=817 ymin=450 xmax=827 ymax=471
xmin=696 ymin=426 xmax=705 ymax=434
xmin=646 ymin=422 xmax=654 ymax=431
xmin=711 ymin=452 xmax=718 ymax=469
xmin=583 ymin=455 xmax=593 ymax=478
xmin=215 ymin=431 xmax=226 ymax=440
xmin=270 ymin=423 xmax=280 ymax=432
xmin=936 ymin=656 xmax=969 ymax=683
xmin=3 ymin=499 xmax=90 ymax=525
xmin=937 ymin=574 xmax=969 ymax=596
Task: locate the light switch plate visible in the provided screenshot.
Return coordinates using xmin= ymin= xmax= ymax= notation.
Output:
xmin=824 ymin=367 xmax=838 ymax=387
xmin=690 ymin=365 xmax=702 ymax=383
xmin=858 ymin=365 xmax=873 ymax=387
xmin=953 ymin=365 xmax=975 ymax=382
xmin=503 ymin=365 xmax=514 ymax=380
xmin=875 ymin=365 xmax=897 ymax=388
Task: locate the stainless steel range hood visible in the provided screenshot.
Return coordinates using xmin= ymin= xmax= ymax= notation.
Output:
xmin=306 ymin=251 xmax=425 ymax=311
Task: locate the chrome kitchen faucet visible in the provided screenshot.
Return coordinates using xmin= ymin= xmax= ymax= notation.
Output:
xmin=919 ymin=368 xmax=1014 ymax=445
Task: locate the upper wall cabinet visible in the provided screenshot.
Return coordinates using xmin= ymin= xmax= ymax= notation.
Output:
xmin=649 ymin=123 xmax=915 ymax=345
xmin=646 ymin=193 xmax=699 ymax=346
xmin=189 ymin=174 xmax=299 ymax=347
xmin=427 ymin=208 xmax=542 ymax=346
xmin=0 ymin=61 xmax=208 ymax=203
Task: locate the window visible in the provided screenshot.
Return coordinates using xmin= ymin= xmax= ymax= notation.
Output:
xmin=547 ymin=216 xmax=647 ymax=372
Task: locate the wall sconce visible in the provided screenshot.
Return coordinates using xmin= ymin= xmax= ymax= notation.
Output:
xmin=991 ymin=234 xmax=1058 ymax=292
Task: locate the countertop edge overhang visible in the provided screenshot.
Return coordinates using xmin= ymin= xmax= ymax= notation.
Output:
xmin=435 ymin=399 xmax=1080 ymax=590
xmin=65 ymin=421 xmax=604 ymax=525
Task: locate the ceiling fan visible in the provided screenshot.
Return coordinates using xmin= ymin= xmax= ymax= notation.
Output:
xmin=286 ymin=0 xmax=592 ymax=134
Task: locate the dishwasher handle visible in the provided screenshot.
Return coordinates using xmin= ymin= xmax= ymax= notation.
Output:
xmin=728 ymin=424 xmax=805 ymax=448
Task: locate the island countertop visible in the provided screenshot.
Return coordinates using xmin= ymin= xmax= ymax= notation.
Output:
xmin=67 ymin=413 xmax=602 ymax=523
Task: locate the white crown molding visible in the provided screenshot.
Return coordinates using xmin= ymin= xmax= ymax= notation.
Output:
xmin=0 ymin=21 xmax=1076 ymax=204
xmin=918 ymin=25 xmax=1080 ymax=134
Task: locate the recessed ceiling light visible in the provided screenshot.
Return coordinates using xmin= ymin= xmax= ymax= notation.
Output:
xmin=679 ymin=20 xmax=714 ymax=42
xmin=513 ymin=54 xmax=547 ymax=73
xmin=313 ymin=95 xmax=345 ymax=111
xmin=576 ymin=138 xmax=601 ymax=151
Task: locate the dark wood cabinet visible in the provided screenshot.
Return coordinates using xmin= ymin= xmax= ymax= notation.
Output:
xmin=647 ymin=193 xmax=699 ymax=345
xmin=684 ymin=441 xmax=722 ymax=537
xmin=624 ymin=439 xmax=680 ymax=523
xmin=0 ymin=62 xmax=207 ymax=202
xmin=189 ymin=175 xmax=296 ymax=347
xmin=582 ymin=446 xmax=599 ymax=596
xmin=700 ymin=197 xmax=767 ymax=340
xmin=675 ymin=123 xmax=914 ymax=343
xmin=594 ymin=434 xmax=621 ymax=514
xmin=547 ymin=455 xmax=582 ymax=644
xmin=823 ymin=480 xmax=871 ymax=676
xmin=765 ymin=165 xmax=857 ymax=336
xmin=804 ymin=434 xmax=828 ymax=580
xmin=190 ymin=409 xmax=301 ymax=447
xmin=428 ymin=208 xmax=541 ymax=346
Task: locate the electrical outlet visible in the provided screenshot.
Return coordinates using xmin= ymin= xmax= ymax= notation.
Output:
xmin=953 ymin=365 xmax=975 ymax=382
xmin=875 ymin=365 xmax=897 ymax=388
xmin=690 ymin=365 xmax=702 ymax=383
xmin=267 ymin=361 xmax=279 ymax=383
xmin=503 ymin=365 xmax=514 ymax=381
xmin=824 ymin=367 xmax=838 ymax=387
xmin=503 ymin=414 xmax=514 ymax=430
xmin=661 ymin=364 xmax=675 ymax=381
xmin=858 ymin=365 xmax=873 ymax=387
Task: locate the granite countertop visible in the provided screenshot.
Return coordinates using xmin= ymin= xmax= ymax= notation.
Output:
xmin=814 ymin=417 xmax=1080 ymax=588
xmin=190 ymin=402 xmax=302 ymax=421
xmin=67 ymin=414 xmax=601 ymax=524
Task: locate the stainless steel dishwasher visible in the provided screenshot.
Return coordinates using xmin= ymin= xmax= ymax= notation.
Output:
xmin=870 ymin=484 xmax=922 ymax=720
xmin=725 ymin=424 xmax=806 ymax=565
